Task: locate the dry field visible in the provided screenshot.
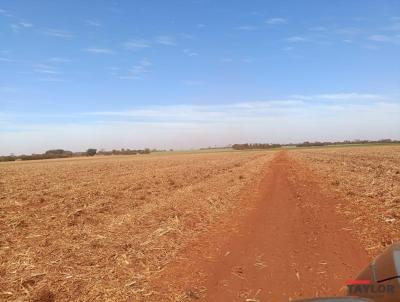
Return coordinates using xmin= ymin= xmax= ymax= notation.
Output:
xmin=0 ymin=151 xmax=275 ymax=301
xmin=290 ymin=146 xmax=400 ymax=256
xmin=1 ymin=146 xmax=399 ymax=301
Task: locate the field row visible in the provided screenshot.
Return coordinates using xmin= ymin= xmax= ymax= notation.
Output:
xmin=0 ymin=152 xmax=275 ymax=301
xmin=291 ymin=146 xmax=400 ymax=256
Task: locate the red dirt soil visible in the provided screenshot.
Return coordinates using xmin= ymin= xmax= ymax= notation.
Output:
xmin=161 ymin=151 xmax=372 ymax=301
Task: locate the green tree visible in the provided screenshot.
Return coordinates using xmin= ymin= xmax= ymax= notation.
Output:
xmin=86 ymin=148 xmax=97 ymax=156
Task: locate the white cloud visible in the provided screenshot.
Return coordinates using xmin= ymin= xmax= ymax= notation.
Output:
xmin=42 ymin=29 xmax=75 ymax=39
xmin=0 ymin=86 xmax=17 ymax=93
xmin=115 ymin=58 xmax=151 ymax=80
xmin=38 ymin=77 xmax=65 ymax=82
xmin=85 ymin=20 xmax=101 ymax=27
xmin=235 ymin=25 xmax=258 ymax=31
xmin=20 ymin=22 xmax=33 ymax=28
xmin=266 ymin=18 xmax=287 ymax=25
xmin=283 ymin=46 xmax=294 ymax=51
xmin=242 ymin=57 xmax=255 ymax=63
xmin=220 ymin=58 xmax=233 ymax=63
xmin=117 ymin=75 xmax=141 ymax=80
xmin=11 ymin=21 xmax=34 ymax=32
xmin=34 ymin=69 xmax=59 ymax=74
xmin=139 ymin=58 xmax=151 ymax=66
xmin=0 ymin=8 xmax=13 ymax=17
xmin=124 ymin=39 xmax=151 ymax=50
xmin=0 ymin=57 xmax=14 ymax=62
xmin=291 ymin=93 xmax=385 ymax=101
xmin=33 ymin=64 xmax=59 ymax=74
xmin=85 ymin=48 xmax=114 ymax=54
xmin=155 ymin=35 xmax=176 ymax=45
xmin=47 ymin=57 xmax=71 ymax=63
xmin=382 ymin=22 xmax=400 ymax=31
xmin=335 ymin=27 xmax=362 ymax=35
xmin=10 ymin=24 xmax=20 ymax=32
xmin=309 ymin=26 xmax=328 ymax=32
xmin=84 ymin=93 xmax=394 ymax=121
xmin=130 ymin=63 xmax=149 ymax=75
xmin=285 ymin=36 xmax=307 ymax=43
xmin=183 ymin=49 xmax=198 ymax=56
xmin=368 ymin=34 xmax=400 ymax=43
xmin=368 ymin=35 xmax=390 ymax=42
xmin=182 ymin=80 xmax=203 ymax=86
xmin=124 ymin=36 xmax=176 ymax=50
xmin=179 ymin=33 xmax=194 ymax=40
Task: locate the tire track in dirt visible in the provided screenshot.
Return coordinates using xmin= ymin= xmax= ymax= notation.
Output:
xmin=194 ymin=151 xmax=371 ymax=301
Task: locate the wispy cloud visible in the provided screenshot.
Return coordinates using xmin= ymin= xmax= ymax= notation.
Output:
xmin=0 ymin=86 xmax=17 ymax=93
xmin=85 ymin=48 xmax=114 ymax=54
xmin=242 ymin=57 xmax=255 ymax=63
xmin=284 ymin=36 xmax=308 ymax=43
xmin=291 ymin=93 xmax=385 ymax=101
xmin=42 ymin=29 xmax=75 ymax=39
xmin=34 ymin=69 xmax=59 ymax=74
xmin=309 ymin=26 xmax=328 ymax=32
xmin=183 ymin=49 xmax=198 ymax=56
xmin=382 ymin=21 xmax=400 ymax=31
xmin=20 ymin=22 xmax=33 ymax=28
xmin=33 ymin=64 xmax=59 ymax=75
xmin=124 ymin=39 xmax=151 ymax=50
xmin=10 ymin=21 xmax=34 ymax=32
xmin=115 ymin=58 xmax=151 ymax=80
xmin=335 ymin=27 xmax=362 ymax=35
xmin=179 ymin=33 xmax=194 ymax=40
xmin=155 ymin=35 xmax=176 ymax=46
xmin=0 ymin=8 xmax=13 ymax=17
xmin=0 ymin=57 xmax=14 ymax=62
xmin=10 ymin=24 xmax=20 ymax=32
xmin=124 ymin=35 xmax=177 ymax=50
xmin=220 ymin=57 xmax=233 ymax=63
xmin=182 ymin=80 xmax=203 ymax=86
xmin=117 ymin=76 xmax=141 ymax=80
xmin=235 ymin=25 xmax=258 ymax=31
xmin=82 ymin=93 xmax=397 ymax=123
xmin=47 ymin=57 xmax=71 ymax=63
xmin=31 ymin=63 xmax=65 ymax=82
xmin=368 ymin=34 xmax=400 ymax=44
xmin=85 ymin=20 xmax=101 ymax=27
xmin=266 ymin=18 xmax=287 ymax=25
xmin=38 ymin=77 xmax=65 ymax=82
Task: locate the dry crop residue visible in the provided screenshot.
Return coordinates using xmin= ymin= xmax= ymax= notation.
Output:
xmin=290 ymin=146 xmax=400 ymax=256
xmin=0 ymin=151 xmax=275 ymax=301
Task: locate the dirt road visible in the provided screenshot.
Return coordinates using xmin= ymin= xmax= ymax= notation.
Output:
xmin=172 ymin=151 xmax=371 ymax=301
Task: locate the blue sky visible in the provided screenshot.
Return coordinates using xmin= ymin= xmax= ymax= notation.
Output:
xmin=1 ymin=0 xmax=399 ymax=154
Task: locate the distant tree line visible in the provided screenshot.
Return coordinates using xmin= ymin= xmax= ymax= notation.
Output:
xmin=232 ymin=139 xmax=400 ymax=150
xmin=232 ymin=143 xmax=282 ymax=150
xmin=2 ymin=139 xmax=399 ymax=161
xmin=96 ymin=148 xmax=151 ymax=155
xmin=0 ymin=147 xmax=152 ymax=162
xmin=0 ymin=149 xmax=75 ymax=162
xmin=293 ymin=138 xmax=400 ymax=148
